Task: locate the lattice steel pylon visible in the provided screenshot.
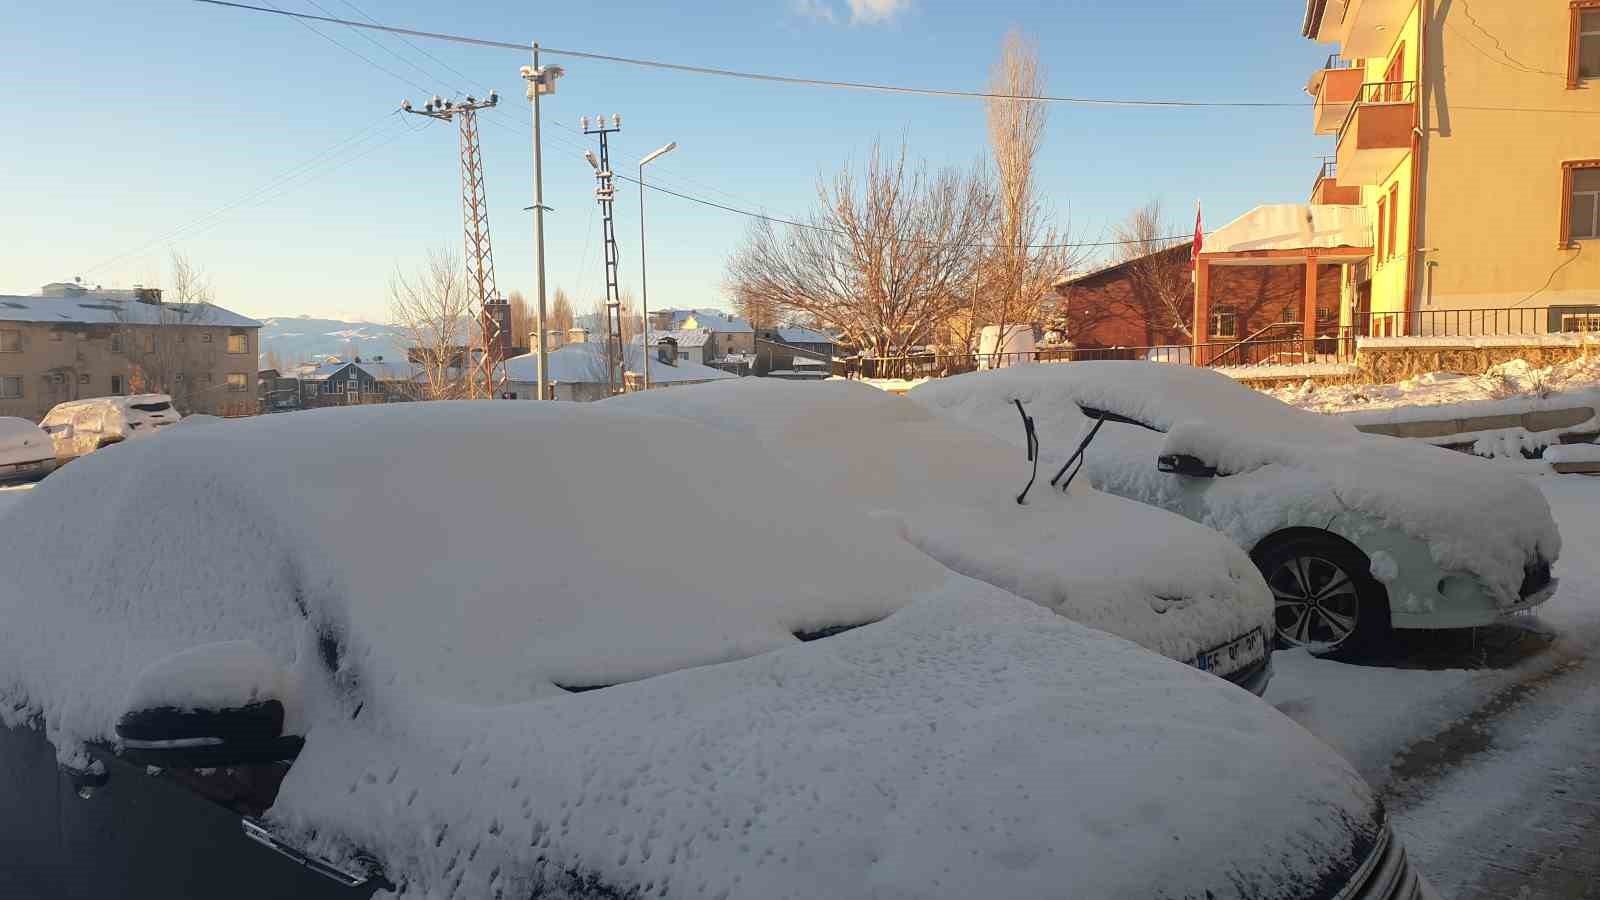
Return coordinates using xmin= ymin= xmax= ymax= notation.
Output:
xmin=583 ymin=114 xmax=624 ymax=395
xmin=402 ymin=92 xmax=508 ymax=398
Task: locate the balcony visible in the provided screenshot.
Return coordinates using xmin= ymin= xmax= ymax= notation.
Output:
xmin=1307 ymin=56 xmax=1364 ymax=135
xmin=1334 ymin=81 xmax=1415 ymax=185
xmin=1311 ymin=158 xmax=1361 ymax=205
xmin=1306 ymin=0 xmax=1410 ymax=57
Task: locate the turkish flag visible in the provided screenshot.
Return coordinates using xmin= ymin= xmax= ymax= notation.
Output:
xmin=1190 ymin=201 xmax=1203 ymax=272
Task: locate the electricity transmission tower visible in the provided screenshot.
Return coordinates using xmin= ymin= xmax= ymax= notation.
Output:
xmin=583 ymin=114 xmax=624 ymax=396
xmin=401 ymin=93 xmax=510 ymax=398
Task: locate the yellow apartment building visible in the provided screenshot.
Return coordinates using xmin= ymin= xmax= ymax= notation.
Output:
xmin=1302 ymin=0 xmax=1600 ymax=334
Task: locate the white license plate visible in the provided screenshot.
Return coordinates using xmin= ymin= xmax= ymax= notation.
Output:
xmin=1195 ymin=628 xmax=1266 ymax=677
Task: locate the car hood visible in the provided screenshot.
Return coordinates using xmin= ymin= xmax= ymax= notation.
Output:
xmin=607 ymin=379 xmax=1275 ymax=666
xmin=269 ymin=582 xmax=1382 ymax=900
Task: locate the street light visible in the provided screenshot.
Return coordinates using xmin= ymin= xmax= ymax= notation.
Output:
xmin=637 ymin=141 xmax=677 ymax=390
xmin=521 ymin=47 xmax=566 ymax=400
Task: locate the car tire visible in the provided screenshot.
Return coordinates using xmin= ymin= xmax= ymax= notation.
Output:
xmin=1252 ymin=531 xmax=1391 ymax=661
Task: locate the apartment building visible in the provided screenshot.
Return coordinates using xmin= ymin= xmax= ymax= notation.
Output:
xmin=0 ymin=282 xmax=261 ymax=420
xmin=1299 ymin=0 xmax=1600 ymax=331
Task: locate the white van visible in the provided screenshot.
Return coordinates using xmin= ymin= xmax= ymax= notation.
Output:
xmin=40 ymin=394 xmax=180 ymax=462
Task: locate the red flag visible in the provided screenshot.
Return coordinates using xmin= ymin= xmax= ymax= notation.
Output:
xmin=1190 ymin=200 xmax=1203 ymax=272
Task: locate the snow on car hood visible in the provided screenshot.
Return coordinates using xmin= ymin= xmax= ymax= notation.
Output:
xmin=0 ymin=400 xmax=1379 ymax=898
xmin=910 ymin=362 xmax=1561 ymax=605
xmin=273 ymin=585 xmax=1378 ymax=900
xmin=607 ymin=379 xmax=1273 ymax=666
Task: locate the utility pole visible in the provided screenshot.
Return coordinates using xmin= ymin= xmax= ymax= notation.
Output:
xmin=521 ymin=49 xmax=564 ymax=400
xmin=401 ymin=92 xmax=506 ymax=399
xmin=583 ymin=114 xmax=624 ymax=395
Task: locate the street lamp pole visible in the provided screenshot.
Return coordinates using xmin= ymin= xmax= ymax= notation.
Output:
xmin=521 ymin=46 xmax=564 ymax=399
xmin=637 ymin=141 xmax=677 ymax=391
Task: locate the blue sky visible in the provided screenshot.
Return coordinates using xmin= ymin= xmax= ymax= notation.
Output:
xmin=0 ymin=0 xmax=1330 ymax=323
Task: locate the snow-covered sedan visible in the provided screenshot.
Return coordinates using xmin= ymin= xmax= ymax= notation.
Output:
xmin=609 ymin=378 xmax=1275 ymax=694
xmin=911 ymin=361 xmax=1562 ymax=660
xmin=0 ymin=416 xmax=55 ymax=483
xmin=0 ymin=402 xmax=1429 ymax=899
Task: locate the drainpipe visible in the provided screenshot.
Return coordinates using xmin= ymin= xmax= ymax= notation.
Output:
xmin=1403 ymin=0 xmax=1431 ymax=335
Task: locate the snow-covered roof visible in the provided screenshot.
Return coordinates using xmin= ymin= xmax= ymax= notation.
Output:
xmin=776 ymin=325 xmax=835 ymax=344
xmin=0 ymin=291 xmax=260 ymax=328
xmin=1201 ymin=203 xmax=1371 ymax=255
xmin=677 ymin=308 xmax=753 ymax=334
xmin=502 ymin=343 xmax=736 ymax=385
xmin=0 ymin=399 xmax=1383 ymax=899
xmin=638 ymin=328 xmax=713 ymax=348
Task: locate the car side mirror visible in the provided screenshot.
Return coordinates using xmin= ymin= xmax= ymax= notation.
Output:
xmin=1157 ymin=453 xmax=1218 ymax=478
xmin=114 ymin=641 xmax=303 ymax=768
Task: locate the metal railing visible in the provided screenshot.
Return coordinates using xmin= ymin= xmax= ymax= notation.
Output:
xmin=1208 ymin=321 xmax=1306 ymax=368
xmin=1324 ymin=53 xmax=1358 ymax=70
xmin=1312 ymin=157 xmax=1338 ymax=196
xmin=1352 ymin=307 xmax=1553 ymax=337
xmin=1335 ymin=80 xmax=1416 ymax=146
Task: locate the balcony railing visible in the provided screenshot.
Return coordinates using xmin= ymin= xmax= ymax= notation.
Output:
xmin=1335 ymin=80 xmax=1417 ymax=184
xmin=1310 ymin=157 xmax=1360 ymax=204
xmin=1324 ymin=53 xmax=1359 ymax=70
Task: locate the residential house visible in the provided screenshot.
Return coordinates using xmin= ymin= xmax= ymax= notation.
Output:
xmin=674 ymin=309 xmax=756 ymax=359
xmin=1270 ymin=0 xmax=1600 ymax=339
xmin=500 ymin=342 xmax=736 ymax=401
xmin=637 ymin=329 xmax=716 ymax=365
xmin=0 ymin=282 xmax=260 ymax=420
xmin=768 ymin=325 xmax=836 ymax=360
xmin=294 ymin=358 xmax=420 ymax=407
xmin=258 ymin=368 xmax=301 ymax=413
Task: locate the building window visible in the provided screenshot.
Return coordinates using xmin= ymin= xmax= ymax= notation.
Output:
xmin=110 ymin=375 xmax=124 ymax=395
xmin=1565 ymin=161 xmax=1600 ymax=244
xmin=0 ymin=376 xmax=19 ymax=399
xmin=144 ymin=333 xmax=156 ymax=353
xmin=1376 ymin=197 xmax=1388 ymax=263
xmin=1209 ymin=306 xmax=1237 ymax=339
xmin=227 ymin=332 xmax=249 ymax=354
xmin=51 ymin=373 xmax=65 ymax=385
xmin=1387 ymin=183 xmax=1400 ymax=259
xmin=0 ymin=330 xmax=19 ymax=353
xmin=226 ymin=373 xmax=248 ymax=392
xmin=1561 ymin=313 xmax=1600 ymax=332
xmin=202 ymin=332 xmax=213 ymax=343
xmin=1572 ymin=2 xmax=1600 ymax=87
xmin=110 ymin=333 xmax=124 ymax=353
xmin=78 ymin=373 xmax=91 ymax=385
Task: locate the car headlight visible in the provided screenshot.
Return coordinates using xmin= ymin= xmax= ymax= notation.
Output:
xmin=1437 ymin=574 xmax=1484 ymax=604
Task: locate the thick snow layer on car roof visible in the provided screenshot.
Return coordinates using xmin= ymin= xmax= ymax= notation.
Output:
xmin=607 ymin=379 xmax=1274 ymax=666
xmin=0 ymin=402 xmax=955 ymax=758
xmin=0 ymin=417 xmax=49 ymax=466
xmin=272 ymin=586 xmax=1377 ymax=900
xmin=911 ymin=362 xmax=1560 ymax=606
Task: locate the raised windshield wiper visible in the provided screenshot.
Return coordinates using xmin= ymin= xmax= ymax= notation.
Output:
xmin=1013 ymin=400 xmax=1039 ymax=504
xmin=1049 ymin=410 xmax=1109 ymax=492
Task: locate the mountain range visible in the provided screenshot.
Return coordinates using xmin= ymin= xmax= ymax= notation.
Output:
xmin=258 ymin=316 xmax=410 ymax=367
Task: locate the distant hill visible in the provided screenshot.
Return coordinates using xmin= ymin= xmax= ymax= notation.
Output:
xmin=258 ymin=316 xmax=410 ymax=367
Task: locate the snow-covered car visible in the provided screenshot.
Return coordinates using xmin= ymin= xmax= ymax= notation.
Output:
xmin=910 ymin=361 xmax=1562 ymax=659
xmin=609 ymin=378 xmax=1276 ymax=693
xmin=0 ymin=416 xmax=55 ymax=483
xmin=39 ymin=393 xmax=180 ymax=461
xmin=0 ymin=402 xmax=1430 ymax=899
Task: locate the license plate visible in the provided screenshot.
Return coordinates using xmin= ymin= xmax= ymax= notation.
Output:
xmin=1195 ymin=628 xmax=1266 ymax=677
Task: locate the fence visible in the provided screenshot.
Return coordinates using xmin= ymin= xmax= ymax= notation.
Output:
xmin=1353 ymin=307 xmax=1562 ymax=337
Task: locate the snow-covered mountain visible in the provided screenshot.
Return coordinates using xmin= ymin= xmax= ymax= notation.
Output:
xmin=258 ymin=316 xmax=409 ymax=367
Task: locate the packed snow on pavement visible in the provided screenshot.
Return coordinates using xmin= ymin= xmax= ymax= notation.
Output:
xmin=0 ymin=401 xmax=1384 ymax=900
xmin=1264 ymin=356 xmax=1600 ymax=419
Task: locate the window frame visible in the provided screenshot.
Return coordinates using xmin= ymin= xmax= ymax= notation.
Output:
xmin=1561 ymin=160 xmax=1600 ymax=246
xmin=226 ymin=373 xmax=249 ymax=393
xmin=1209 ymin=305 xmax=1238 ymax=339
xmin=110 ymin=374 xmax=124 ymax=395
xmin=0 ymin=375 xmax=20 ymax=399
xmin=1376 ymin=196 xmax=1388 ymax=263
xmin=226 ymin=331 xmax=250 ymax=354
xmin=0 ymin=329 xmax=20 ymax=353
xmin=1570 ymin=1 xmax=1600 ymax=89
xmin=1387 ymin=183 xmax=1400 ymax=260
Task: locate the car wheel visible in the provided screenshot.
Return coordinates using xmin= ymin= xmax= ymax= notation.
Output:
xmin=1252 ymin=532 xmax=1390 ymax=661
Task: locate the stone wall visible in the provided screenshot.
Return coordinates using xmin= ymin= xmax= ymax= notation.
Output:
xmin=1355 ymin=341 xmax=1598 ymax=382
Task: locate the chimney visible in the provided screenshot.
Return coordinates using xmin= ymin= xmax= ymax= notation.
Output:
xmin=567 ymin=326 xmax=590 ymax=344
xmin=657 ymin=337 xmax=679 ymax=366
xmin=547 ymin=329 xmax=566 ymax=350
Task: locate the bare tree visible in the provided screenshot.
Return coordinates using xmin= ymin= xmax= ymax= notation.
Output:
xmin=507 ymin=290 xmax=534 ymax=350
xmin=970 ymin=29 xmax=1081 ymax=357
xmin=112 ymin=251 xmax=221 ymax=414
xmin=1114 ymin=199 xmax=1194 ymax=343
xmin=390 ymin=248 xmax=473 ymax=400
xmin=725 ymin=141 xmax=992 ymax=357
xmin=549 ymin=288 xmax=575 ymax=335
xmin=732 ymin=285 xmax=780 ymax=333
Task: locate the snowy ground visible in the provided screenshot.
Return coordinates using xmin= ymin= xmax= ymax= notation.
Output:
xmin=1266 ymin=475 xmax=1600 ymax=898
xmin=1264 ymin=356 xmax=1600 ymax=417
xmin=0 ymin=483 xmax=32 ymax=517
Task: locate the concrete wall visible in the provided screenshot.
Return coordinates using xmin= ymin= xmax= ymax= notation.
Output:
xmin=1417 ymin=0 xmax=1600 ymax=312
xmin=0 ymin=320 xmax=258 ymax=420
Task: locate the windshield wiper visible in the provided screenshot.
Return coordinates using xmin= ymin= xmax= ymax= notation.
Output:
xmin=1049 ymin=410 xmax=1109 ymax=492
xmin=1013 ymin=400 xmax=1039 ymax=504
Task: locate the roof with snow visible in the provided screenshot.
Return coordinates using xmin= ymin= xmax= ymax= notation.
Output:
xmin=0 ymin=288 xmax=260 ymax=328
xmin=776 ymin=325 xmax=835 ymax=344
xmin=675 ymin=308 xmax=753 ymax=334
xmin=292 ymin=359 xmax=420 ymax=383
xmin=501 ymin=343 xmax=737 ymax=385
xmin=1201 ymin=204 xmax=1372 ymax=256
xmin=636 ymin=328 xmax=714 ymax=348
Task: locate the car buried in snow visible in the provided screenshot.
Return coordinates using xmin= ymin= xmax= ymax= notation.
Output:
xmin=0 ymin=402 xmax=1431 ymax=899
xmin=39 ymin=393 xmax=180 ymax=462
xmin=0 ymin=416 xmax=55 ymax=483
xmin=607 ymin=377 xmax=1275 ymax=694
xmin=910 ymin=361 xmax=1562 ymax=660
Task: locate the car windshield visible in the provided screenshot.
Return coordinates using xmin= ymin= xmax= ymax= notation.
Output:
xmin=130 ymin=402 xmax=172 ymax=413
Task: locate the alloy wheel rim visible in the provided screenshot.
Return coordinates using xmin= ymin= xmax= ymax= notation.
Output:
xmin=1270 ymin=554 xmax=1360 ymax=651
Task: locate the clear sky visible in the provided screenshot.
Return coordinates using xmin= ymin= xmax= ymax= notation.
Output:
xmin=0 ymin=0 xmax=1331 ymax=323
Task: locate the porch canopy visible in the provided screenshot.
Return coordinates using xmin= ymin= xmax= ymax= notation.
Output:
xmin=1193 ymin=203 xmax=1373 ymax=363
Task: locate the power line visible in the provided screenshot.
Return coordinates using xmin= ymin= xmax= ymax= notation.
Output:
xmin=191 ymin=0 xmax=1600 ymax=116
xmin=335 ymin=0 xmax=479 ymax=89
xmin=258 ymin=0 xmax=435 ymax=95
xmin=299 ymin=0 xmax=451 ymax=90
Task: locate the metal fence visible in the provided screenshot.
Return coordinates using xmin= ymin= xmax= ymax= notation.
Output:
xmin=1352 ymin=307 xmax=1558 ymax=337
